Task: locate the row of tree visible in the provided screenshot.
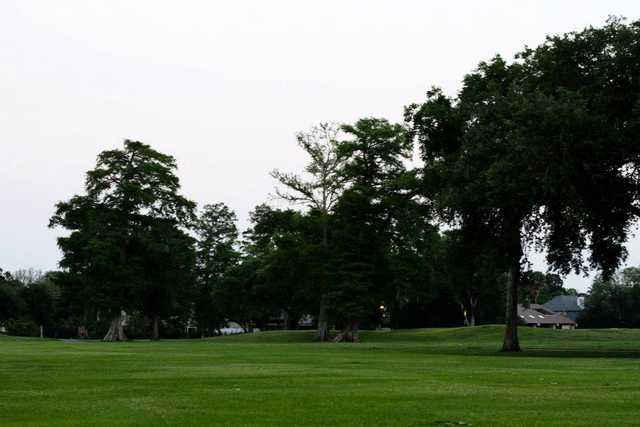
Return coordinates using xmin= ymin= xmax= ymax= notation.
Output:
xmin=2 ymin=18 xmax=640 ymax=351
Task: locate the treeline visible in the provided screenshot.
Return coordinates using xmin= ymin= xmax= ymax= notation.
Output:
xmin=3 ymin=18 xmax=640 ymax=350
xmin=581 ymin=267 xmax=640 ymax=328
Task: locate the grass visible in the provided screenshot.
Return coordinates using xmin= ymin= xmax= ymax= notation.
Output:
xmin=1 ymin=326 xmax=639 ymax=426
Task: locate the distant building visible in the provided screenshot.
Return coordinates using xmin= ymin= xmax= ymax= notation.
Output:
xmin=220 ymin=321 xmax=245 ymax=335
xmin=543 ymin=295 xmax=585 ymax=322
xmin=517 ymin=304 xmax=577 ymax=329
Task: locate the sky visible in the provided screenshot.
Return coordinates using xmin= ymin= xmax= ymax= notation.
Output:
xmin=2 ymin=1 xmax=640 ymax=292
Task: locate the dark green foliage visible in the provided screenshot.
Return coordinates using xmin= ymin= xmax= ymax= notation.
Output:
xmin=436 ymin=227 xmax=505 ymax=326
xmin=49 ymin=140 xmax=196 ymax=340
xmin=193 ymin=203 xmax=240 ymax=336
xmin=581 ymin=267 xmax=640 ymax=328
xmin=21 ymin=281 xmax=54 ymax=330
xmin=0 ymin=270 xmax=25 ymax=325
xmin=327 ymin=118 xmax=415 ymax=337
xmin=4 ymin=319 xmax=39 ymax=337
xmin=519 ymin=271 xmax=574 ymax=305
xmin=407 ymin=18 xmax=640 ymax=350
xmin=241 ymin=205 xmax=319 ymax=329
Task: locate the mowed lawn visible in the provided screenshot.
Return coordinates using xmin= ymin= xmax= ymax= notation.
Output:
xmin=1 ymin=327 xmax=640 ymax=427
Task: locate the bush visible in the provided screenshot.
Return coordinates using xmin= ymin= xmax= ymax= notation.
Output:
xmin=5 ymin=319 xmax=40 ymax=337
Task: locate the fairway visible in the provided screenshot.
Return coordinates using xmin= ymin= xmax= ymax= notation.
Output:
xmin=1 ymin=327 xmax=639 ymax=427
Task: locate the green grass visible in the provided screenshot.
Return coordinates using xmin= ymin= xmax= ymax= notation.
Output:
xmin=1 ymin=326 xmax=639 ymax=426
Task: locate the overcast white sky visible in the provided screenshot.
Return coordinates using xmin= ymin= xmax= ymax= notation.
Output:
xmin=2 ymin=1 xmax=640 ymax=291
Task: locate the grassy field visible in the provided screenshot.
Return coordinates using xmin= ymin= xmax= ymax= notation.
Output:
xmin=1 ymin=326 xmax=639 ymax=427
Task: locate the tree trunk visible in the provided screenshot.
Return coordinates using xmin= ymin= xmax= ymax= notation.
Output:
xmin=77 ymin=325 xmax=89 ymax=339
xmin=468 ymin=295 xmax=477 ymax=327
xmin=151 ymin=315 xmax=160 ymax=341
xmin=332 ymin=320 xmax=360 ymax=343
xmin=39 ymin=325 xmax=44 ymax=339
xmin=103 ymin=312 xmax=127 ymax=341
xmin=502 ymin=221 xmax=522 ymax=352
xmin=316 ymin=301 xmax=329 ymax=341
xmin=459 ymin=302 xmax=470 ymax=326
xmin=316 ymin=212 xmax=331 ymax=342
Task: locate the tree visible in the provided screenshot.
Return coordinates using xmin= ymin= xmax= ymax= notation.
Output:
xmin=12 ymin=269 xmax=45 ymax=285
xmin=520 ymin=271 xmax=567 ymax=305
xmin=0 ymin=269 xmax=26 ymax=327
xmin=384 ymin=191 xmax=441 ymax=329
xmin=139 ymin=219 xmax=196 ymax=340
xmin=407 ymin=19 xmax=640 ymax=351
xmin=50 ymin=140 xmax=196 ymax=341
xmin=581 ymin=267 xmax=640 ymax=328
xmin=329 ymin=118 xmax=412 ymax=341
xmin=21 ymin=281 xmax=55 ymax=338
xmin=438 ymin=225 xmax=504 ymax=326
xmin=193 ymin=203 xmax=240 ymax=336
xmin=271 ymin=123 xmax=347 ymax=341
xmin=243 ymin=205 xmax=318 ymax=329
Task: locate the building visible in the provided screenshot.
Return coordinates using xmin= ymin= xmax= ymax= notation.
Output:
xmin=517 ymin=304 xmax=577 ymax=329
xmin=543 ymin=295 xmax=585 ymax=322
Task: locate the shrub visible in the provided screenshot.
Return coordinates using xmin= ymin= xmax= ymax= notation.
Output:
xmin=5 ymin=319 xmax=40 ymax=337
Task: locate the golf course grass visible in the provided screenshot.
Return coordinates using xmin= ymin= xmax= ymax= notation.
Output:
xmin=1 ymin=326 xmax=639 ymax=426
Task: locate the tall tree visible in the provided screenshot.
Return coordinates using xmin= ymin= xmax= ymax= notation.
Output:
xmin=193 ymin=203 xmax=240 ymax=336
xmin=407 ymin=19 xmax=640 ymax=351
xmin=271 ymin=123 xmax=346 ymax=341
xmin=329 ymin=118 xmax=412 ymax=341
xmin=50 ymin=140 xmax=195 ymax=341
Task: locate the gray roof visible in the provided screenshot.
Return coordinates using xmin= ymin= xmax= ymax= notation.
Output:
xmin=543 ymin=295 xmax=584 ymax=312
xmin=517 ymin=304 xmax=576 ymax=326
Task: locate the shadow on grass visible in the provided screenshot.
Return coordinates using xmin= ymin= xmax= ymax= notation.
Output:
xmin=403 ymin=346 xmax=640 ymax=359
xmin=509 ymin=348 xmax=640 ymax=359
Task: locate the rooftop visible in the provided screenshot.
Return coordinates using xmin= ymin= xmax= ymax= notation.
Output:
xmin=517 ymin=304 xmax=577 ymax=326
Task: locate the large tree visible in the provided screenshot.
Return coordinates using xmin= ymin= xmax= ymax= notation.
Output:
xmin=329 ymin=117 xmax=413 ymax=341
xmin=407 ymin=19 xmax=640 ymax=351
xmin=50 ymin=140 xmax=196 ymax=341
xmin=271 ymin=123 xmax=346 ymax=340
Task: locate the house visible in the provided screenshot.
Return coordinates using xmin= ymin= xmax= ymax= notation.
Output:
xmin=543 ymin=295 xmax=585 ymax=322
xmin=517 ymin=304 xmax=577 ymax=329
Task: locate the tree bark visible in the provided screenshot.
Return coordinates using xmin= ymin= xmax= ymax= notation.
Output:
xmin=77 ymin=325 xmax=89 ymax=339
xmin=332 ymin=320 xmax=360 ymax=343
xmin=501 ymin=221 xmax=522 ymax=352
xmin=151 ymin=315 xmax=160 ymax=341
xmin=316 ymin=213 xmax=331 ymax=342
xmin=468 ymin=295 xmax=477 ymax=327
xmin=459 ymin=302 xmax=470 ymax=326
xmin=316 ymin=301 xmax=329 ymax=341
xmin=103 ymin=312 xmax=127 ymax=341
